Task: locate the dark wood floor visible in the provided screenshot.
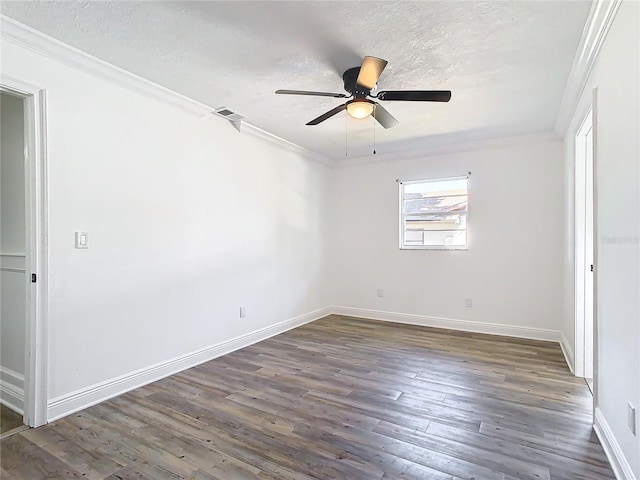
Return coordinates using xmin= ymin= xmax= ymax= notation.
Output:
xmin=0 ymin=404 xmax=23 ymax=435
xmin=1 ymin=315 xmax=614 ymax=480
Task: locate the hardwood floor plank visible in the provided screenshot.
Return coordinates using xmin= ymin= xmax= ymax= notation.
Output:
xmin=103 ymin=466 xmax=157 ymax=480
xmin=427 ymin=421 xmax=615 ymax=480
xmin=119 ymin=396 xmax=318 ymax=480
xmin=375 ymin=420 xmax=551 ymax=480
xmin=0 ymin=405 xmax=23 ymax=434
xmin=0 ymin=315 xmax=616 ymax=479
xmin=290 ymin=413 xmax=504 ymax=480
xmin=0 ymin=435 xmax=86 ymax=478
xmin=307 ymin=388 xmax=481 ymax=432
xmin=0 ymin=467 xmax=20 ymax=480
xmin=20 ymin=425 xmax=125 ymax=479
xmin=144 ymin=390 xmax=381 ymax=480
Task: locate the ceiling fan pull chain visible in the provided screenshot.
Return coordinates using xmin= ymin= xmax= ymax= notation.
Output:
xmin=373 ymin=104 xmax=377 ymax=155
xmin=345 ymin=110 xmax=348 ymax=157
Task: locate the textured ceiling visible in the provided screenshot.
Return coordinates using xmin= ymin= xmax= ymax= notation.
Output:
xmin=1 ymin=1 xmax=591 ymax=160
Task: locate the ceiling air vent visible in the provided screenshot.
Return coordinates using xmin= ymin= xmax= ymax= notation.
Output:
xmin=212 ymin=106 xmax=245 ymax=132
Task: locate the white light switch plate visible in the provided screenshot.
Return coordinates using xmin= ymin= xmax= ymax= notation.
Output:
xmin=75 ymin=231 xmax=89 ymax=249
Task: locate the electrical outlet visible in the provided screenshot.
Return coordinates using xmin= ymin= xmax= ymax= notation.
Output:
xmin=628 ymin=402 xmax=636 ymax=435
xmin=465 ymin=298 xmax=473 ymax=308
xmin=377 ymin=288 xmax=384 ymax=298
xmin=239 ymin=306 xmax=246 ymax=318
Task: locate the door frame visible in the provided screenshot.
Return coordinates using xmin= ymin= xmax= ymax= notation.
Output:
xmin=574 ymin=103 xmax=593 ymax=380
xmin=590 ymin=88 xmax=599 ymax=410
xmin=1 ymin=74 xmax=49 ymax=427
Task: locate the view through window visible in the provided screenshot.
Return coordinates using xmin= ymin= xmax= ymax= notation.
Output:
xmin=399 ymin=176 xmax=468 ymax=249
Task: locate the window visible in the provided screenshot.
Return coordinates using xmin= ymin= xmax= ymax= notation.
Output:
xmin=399 ymin=176 xmax=468 ymax=250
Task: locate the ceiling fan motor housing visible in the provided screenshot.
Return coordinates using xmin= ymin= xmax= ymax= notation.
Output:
xmin=343 ymin=67 xmax=370 ymax=98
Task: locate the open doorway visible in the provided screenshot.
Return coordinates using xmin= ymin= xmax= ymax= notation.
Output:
xmin=0 ymin=78 xmax=48 ymax=432
xmin=1 ymin=91 xmax=28 ymax=436
xmin=575 ymin=105 xmax=594 ymax=391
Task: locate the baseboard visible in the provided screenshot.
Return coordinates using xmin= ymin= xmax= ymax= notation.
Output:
xmin=47 ymin=306 xmax=332 ymax=422
xmin=594 ymin=407 xmax=637 ymax=480
xmin=0 ymin=366 xmax=24 ymax=415
xmin=559 ymin=330 xmax=575 ymax=374
xmin=332 ymin=306 xmax=561 ymax=342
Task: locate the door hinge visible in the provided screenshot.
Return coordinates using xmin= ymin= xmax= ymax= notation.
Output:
xmin=31 ymin=273 xmax=37 ymax=283
xmin=590 ymin=264 xmax=594 ymax=272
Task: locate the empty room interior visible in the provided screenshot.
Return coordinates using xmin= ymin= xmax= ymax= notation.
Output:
xmin=0 ymin=1 xmax=638 ymax=479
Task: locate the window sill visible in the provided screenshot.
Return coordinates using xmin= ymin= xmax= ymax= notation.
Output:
xmin=400 ymin=245 xmax=468 ymax=251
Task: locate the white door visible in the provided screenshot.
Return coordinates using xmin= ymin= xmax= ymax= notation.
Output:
xmin=583 ymin=119 xmax=594 ymax=388
xmin=575 ymin=106 xmax=594 ymax=389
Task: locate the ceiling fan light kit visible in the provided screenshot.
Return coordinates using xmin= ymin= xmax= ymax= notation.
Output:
xmin=346 ymin=99 xmax=374 ymax=119
xmin=276 ymin=55 xmax=452 ymax=129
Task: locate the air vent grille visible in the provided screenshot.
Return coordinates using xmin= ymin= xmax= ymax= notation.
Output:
xmin=213 ymin=107 xmax=245 ymax=122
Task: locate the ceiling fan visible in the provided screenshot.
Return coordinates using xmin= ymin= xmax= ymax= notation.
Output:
xmin=276 ymin=56 xmax=451 ymax=129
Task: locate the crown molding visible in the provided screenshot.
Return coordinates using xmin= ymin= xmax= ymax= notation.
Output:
xmin=0 ymin=15 xmax=335 ymax=167
xmin=0 ymin=15 xmax=213 ymax=117
xmin=554 ymin=0 xmax=622 ymax=134
xmin=333 ymin=131 xmax=562 ymax=168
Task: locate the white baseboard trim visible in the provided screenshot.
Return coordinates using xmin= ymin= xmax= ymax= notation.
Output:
xmin=332 ymin=306 xmax=561 ymax=342
xmin=594 ymin=407 xmax=637 ymax=480
xmin=559 ymin=330 xmax=575 ymax=374
xmin=47 ymin=306 xmax=332 ymax=422
xmin=0 ymin=366 xmax=25 ymax=415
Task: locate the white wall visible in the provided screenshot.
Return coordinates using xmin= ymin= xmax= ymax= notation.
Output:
xmin=331 ymin=137 xmax=565 ymax=337
xmin=0 ymin=39 xmax=331 ymax=416
xmin=562 ymin=1 xmax=639 ymax=476
xmin=1 ymin=91 xmax=26 ymax=413
xmin=1 ymin=93 xmax=26 ymax=253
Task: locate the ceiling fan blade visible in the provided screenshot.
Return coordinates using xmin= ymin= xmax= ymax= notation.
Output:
xmin=377 ymin=90 xmax=452 ymax=102
xmin=276 ymin=89 xmax=348 ymax=98
xmin=306 ymin=103 xmax=347 ymax=125
xmin=356 ymin=56 xmax=388 ymax=90
xmin=372 ymin=103 xmax=399 ymax=129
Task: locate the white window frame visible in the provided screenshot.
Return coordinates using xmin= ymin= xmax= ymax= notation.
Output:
xmin=399 ymin=175 xmax=469 ymax=251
